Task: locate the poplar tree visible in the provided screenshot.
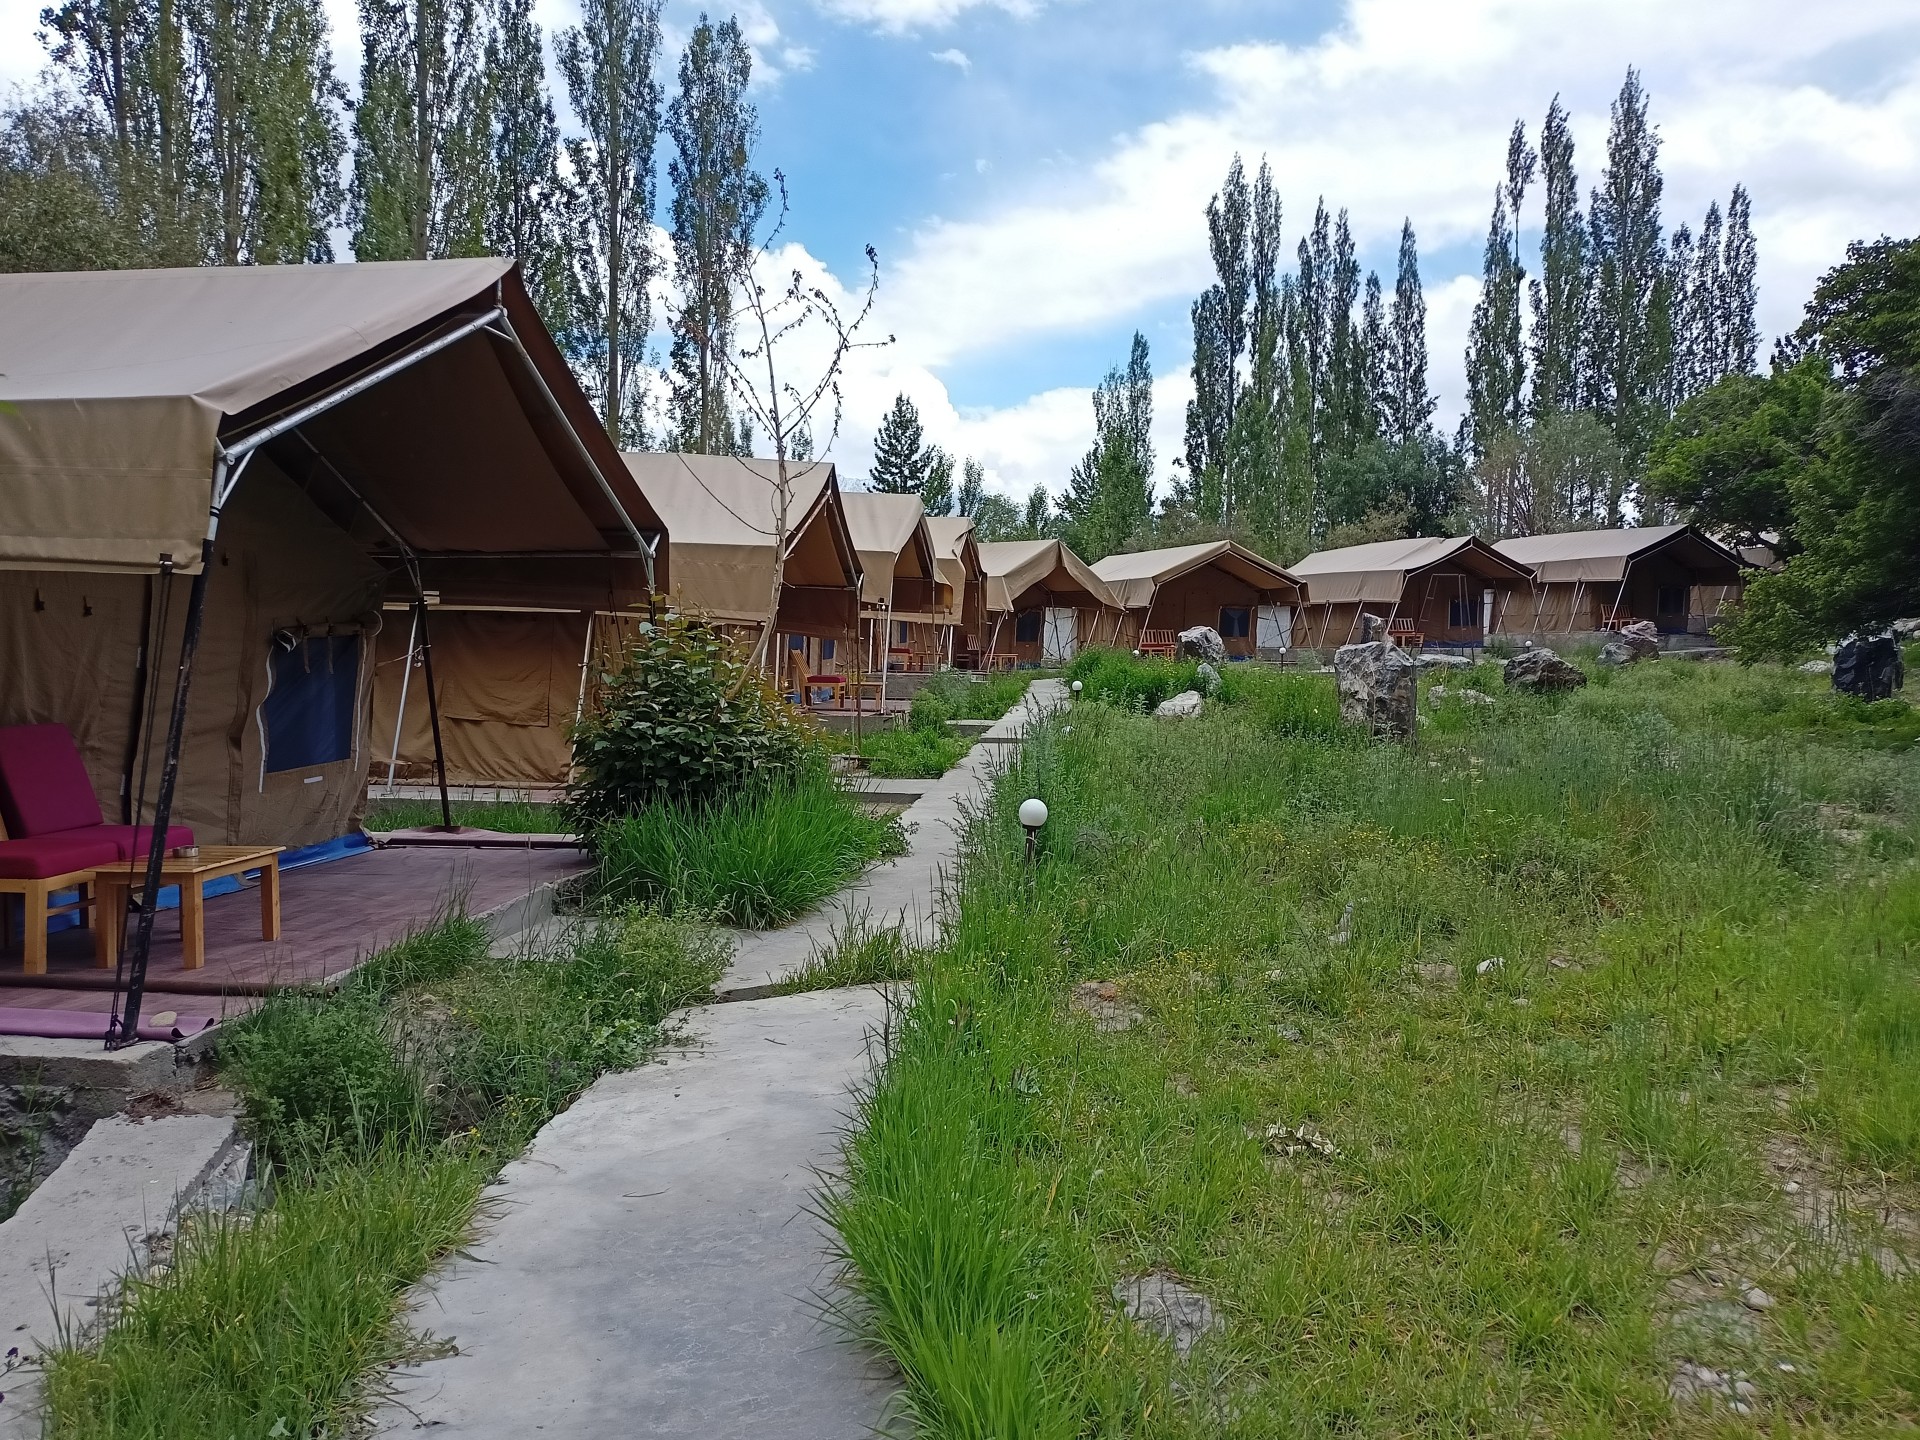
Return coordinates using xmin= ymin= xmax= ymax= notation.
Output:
xmin=957 ymin=457 xmax=986 ymax=518
xmin=1325 ymin=207 xmax=1362 ymax=455
xmin=1722 ymin=185 xmax=1759 ymax=375
xmin=922 ymin=447 xmax=956 ymax=516
xmin=869 ymin=392 xmax=930 ymax=494
xmin=1183 ymin=154 xmax=1250 ymax=517
xmin=1384 ymin=219 xmax=1433 ymax=447
xmin=665 ymin=13 xmax=766 ymax=455
xmin=558 ymin=0 xmax=662 ymax=447
xmin=350 ymin=0 xmax=490 ymax=261
xmin=1062 ymin=331 xmax=1156 ymax=561
xmin=192 ymin=0 xmax=345 ymax=263
xmin=1530 ymin=96 xmax=1587 ymax=418
xmin=1588 ymin=68 xmax=1670 ymax=502
xmin=1462 ymin=121 xmax=1532 ymax=459
xmin=485 ymin=0 xmax=570 ymax=334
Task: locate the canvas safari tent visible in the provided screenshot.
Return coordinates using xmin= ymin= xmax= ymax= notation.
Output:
xmin=620 ymin=452 xmax=861 ymax=683
xmin=1091 ymin=541 xmax=1305 ymax=658
xmin=911 ymin=516 xmax=988 ymax=668
xmin=840 ymin=491 xmax=941 ymax=680
xmin=977 ymin=539 xmax=1125 ymax=666
xmin=1492 ymin=524 xmax=1746 ymax=636
xmin=1291 ymin=536 xmax=1535 ymax=649
xmin=0 ymin=258 xmax=664 ymax=1031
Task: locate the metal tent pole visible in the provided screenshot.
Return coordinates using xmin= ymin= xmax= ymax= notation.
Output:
xmin=414 ymin=596 xmax=454 ymax=830
xmin=385 ymin=604 xmax=420 ymax=792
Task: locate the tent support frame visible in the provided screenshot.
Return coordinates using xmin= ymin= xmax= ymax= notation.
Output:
xmin=110 ymin=310 xmax=519 ymax=1048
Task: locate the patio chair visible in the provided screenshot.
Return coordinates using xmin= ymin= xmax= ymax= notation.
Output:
xmin=0 ymin=724 xmax=194 ymax=861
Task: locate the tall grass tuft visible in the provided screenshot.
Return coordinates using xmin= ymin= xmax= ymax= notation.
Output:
xmin=360 ymin=797 xmax=565 ymax=833
xmin=592 ymin=772 xmax=906 ymax=928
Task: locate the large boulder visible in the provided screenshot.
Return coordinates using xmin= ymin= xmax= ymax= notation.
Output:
xmin=1618 ymin=619 xmax=1663 ymax=658
xmin=1334 ymin=641 xmax=1417 ymax=739
xmin=1359 ymin=612 xmax=1388 ymax=643
xmin=1833 ymin=633 xmax=1906 ymax=700
xmin=1154 ymin=689 xmax=1204 ymax=719
xmin=1503 ymin=647 xmax=1588 ymax=692
xmin=1194 ymin=661 xmax=1222 ymax=696
xmin=1177 ymin=626 xmax=1226 ymax=663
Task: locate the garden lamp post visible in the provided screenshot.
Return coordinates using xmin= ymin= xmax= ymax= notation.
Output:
xmin=1019 ymin=797 xmax=1048 ymax=865
xmin=1071 ymin=680 xmax=1083 ymax=700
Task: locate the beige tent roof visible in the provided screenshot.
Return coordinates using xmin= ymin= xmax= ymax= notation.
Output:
xmin=839 ymin=491 xmax=937 ymax=608
xmin=912 ymin=516 xmax=984 ymax=628
xmin=977 ymin=538 xmax=1121 ymax=614
xmin=1291 ymin=535 xmax=1533 ymax=606
xmin=0 ymin=259 xmax=663 ymax=577
xmin=1090 ymin=540 xmax=1302 ymax=611
xmin=621 ymin=452 xmax=860 ymax=631
xmin=1494 ymin=524 xmax=1745 ymax=584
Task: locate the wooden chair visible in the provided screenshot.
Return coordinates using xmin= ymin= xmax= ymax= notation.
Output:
xmin=1387 ymin=619 xmax=1425 ymax=650
xmin=1139 ymin=629 xmax=1178 ymax=659
xmin=805 ymin=674 xmax=848 ymax=709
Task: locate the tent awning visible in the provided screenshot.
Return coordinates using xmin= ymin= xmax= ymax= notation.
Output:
xmin=1090 ymin=540 xmax=1303 ymax=611
xmin=840 ymin=491 xmax=937 ymax=609
xmin=977 ymin=539 xmax=1122 ymax=615
xmin=621 ymin=452 xmax=861 ymax=631
xmin=0 ymin=260 xmax=663 ymax=579
xmin=1493 ymin=525 xmax=1745 ymax=585
xmin=1291 ymin=535 xmax=1533 ymax=606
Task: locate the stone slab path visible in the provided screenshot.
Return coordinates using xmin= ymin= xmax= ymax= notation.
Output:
xmin=374 ymin=990 xmax=899 ymax=1439
xmin=717 ymin=680 xmax=1062 ymax=999
xmin=375 ymin=679 xmax=1063 ymax=1438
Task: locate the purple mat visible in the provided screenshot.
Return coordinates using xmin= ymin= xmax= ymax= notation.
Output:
xmin=0 ymin=1006 xmax=216 ymax=1042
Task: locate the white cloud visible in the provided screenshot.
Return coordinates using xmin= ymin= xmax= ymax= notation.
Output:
xmin=930 ymin=46 xmax=971 ymax=72
xmin=812 ymin=0 xmax=1037 ymax=34
xmin=872 ymin=0 xmax=1920 ymax=440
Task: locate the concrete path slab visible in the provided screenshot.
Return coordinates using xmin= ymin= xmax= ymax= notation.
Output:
xmin=373 ymin=989 xmax=901 ymax=1440
xmin=716 ymin=679 xmax=1063 ymax=999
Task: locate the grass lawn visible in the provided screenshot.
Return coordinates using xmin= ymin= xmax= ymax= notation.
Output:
xmin=43 ymin=911 xmax=728 ymax=1438
xmin=591 ymin=770 xmax=907 ymax=928
xmin=829 ymin=656 xmax=1920 ymax=1437
xmin=361 ymin=796 xmax=567 ymax=833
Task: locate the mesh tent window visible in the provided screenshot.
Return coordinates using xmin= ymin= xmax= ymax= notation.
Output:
xmin=260 ymin=634 xmax=360 ymax=773
xmin=1219 ymin=606 xmax=1251 ymax=639
xmin=1015 ymin=610 xmax=1042 ymax=643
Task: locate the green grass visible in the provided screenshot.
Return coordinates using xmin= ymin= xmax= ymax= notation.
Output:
xmin=770 ymin=908 xmax=922 ymax=995
xmin=45 ymin=909 xmax=728 ymax=1437
xmin=361 ymin=797 xmax=567 ymax=833
xmin=592 ymin=771 xmax=907 ymax=928
xmin=852 ymin=724 xmax=972 ymax=778
xmin=913 ymin=669 xmax=1033 ymax=723
xmin=828 ymin=656 xmax=1920 ymax=1437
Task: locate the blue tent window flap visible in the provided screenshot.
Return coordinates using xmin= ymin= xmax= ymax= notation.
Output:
xmin=260 ymin=633 xmax=360 ymax=776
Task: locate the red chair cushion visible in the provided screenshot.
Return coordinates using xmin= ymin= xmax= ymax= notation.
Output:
xmin=0 ymin=835 xmax=120 ymax=879
xmin=45 ymin=824 xmax=196 ymax=861
xmin=0 ymin=724 xmax=104 ymax=838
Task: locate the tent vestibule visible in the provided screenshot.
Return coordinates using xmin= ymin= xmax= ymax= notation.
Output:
xmin=1090 ymin=541 xmax=1304 ymax=658
xmin=1290 ymin=536 xmax=1534 ymax=649
xmin=1493 ymin=525 xmax=1746 ymax=636
xmin=977 ymin=539 xmax=1125 ymax=667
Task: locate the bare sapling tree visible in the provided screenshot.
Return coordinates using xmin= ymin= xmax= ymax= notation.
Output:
xmin=710 ymin=171 xmax=889 ymax=675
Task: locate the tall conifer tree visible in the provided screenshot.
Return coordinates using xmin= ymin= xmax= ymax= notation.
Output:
xmin=1384 ymin=219 xmax=1433 ymax=447
xmin=1530 ymin=96 xmax=1587 ymax=418
xmin=869 ymin=393 xmax=930 ymax=494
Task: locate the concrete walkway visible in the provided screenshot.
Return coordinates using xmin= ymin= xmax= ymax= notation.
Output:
xmin=374 ymin=991 xmax=900 ymax=1439
xmin=374 ymin=679 xmax=1063 ymax=1439
xmin=717 ymin=679 xmax=1063 ymax=999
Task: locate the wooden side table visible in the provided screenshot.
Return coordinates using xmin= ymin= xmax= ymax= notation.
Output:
xmin=94 ymin=845 xmax=284 ymax=971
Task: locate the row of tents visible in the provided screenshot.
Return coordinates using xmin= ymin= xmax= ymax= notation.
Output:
xmin=0 ymin=259 xmax=1750 ymax=863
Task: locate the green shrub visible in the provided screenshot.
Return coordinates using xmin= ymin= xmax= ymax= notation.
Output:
xmin=593 ymin=771 xmax=907 ymax=927
xmin=1065 ymin=646 xmax=1202 ymax=711
xmin=569 ymin=614 xmax=819 ymax=825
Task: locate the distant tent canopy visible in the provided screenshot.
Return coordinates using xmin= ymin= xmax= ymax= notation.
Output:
xmin=840 ymin=491 xmax=940 ymax=613
xmin=918 ymin=515 xmax=987 ymax=641
xmin=1290 ymin=535 xmax=1534 ymax=648
xmin=0 ymin=257 xmax=663 ymax=1037
xmin=621 ymin=453 xmax=862 ymax=640
xmin=977 ymin=538 xmax=1126 ymax=664
xmin=1493 ymin=524 xmax=1745 ymax=635
xmin=1090 ymin=540 xmax=1303 ymax=655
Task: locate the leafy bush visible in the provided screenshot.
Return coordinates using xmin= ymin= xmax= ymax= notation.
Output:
xmin=593 ymin=771 xmax=907 ymax=927
xmin=569 ymin=614 xmax=820 ymax=825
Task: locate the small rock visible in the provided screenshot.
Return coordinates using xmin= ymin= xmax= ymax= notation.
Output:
xmin=1328 ymin=901 xmax=1354 ymax=946
xmin=1503 ymin=647 xmax=1588 ymax=692
xmin=1177 ymin=626 xmax=1226 ymax=663
xmin=1797 ymin=659 xmax=1833 ymax=674
xmin=1154 ymin=689 xmax=1204 ymax=720
xmin=1415 ymin=961 xmax=1458 ymax=984
xmin=1415 ymin=652 xmax=1472 ymax=670
xmin=1458 ymin=688 xmax=1495 ymax=706
xmin=1194 ymin=661 xmax=1222 ymax=696
xmin=1275 ymin=1024 xmax=1304 ymax=1044
xmin=1070 ymin=980 xmax=1143 ymax=1033
xmin=1742 ymin=1286 xmax=1774 ymax=1312
xmin=1113 ymin=1270 xmax=1223 ymax=1359
xmin=1262 ymin=1121 xmax=1337 ymax=1159
xmin=1476 ymin=956 xmax=1505 ymax=976
xmin=1547 ymin=954 xmax=1577 ymax=970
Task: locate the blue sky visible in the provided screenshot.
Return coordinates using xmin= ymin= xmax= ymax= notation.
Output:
xmin=3 ymin=0 xmax=1917 ymax=498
